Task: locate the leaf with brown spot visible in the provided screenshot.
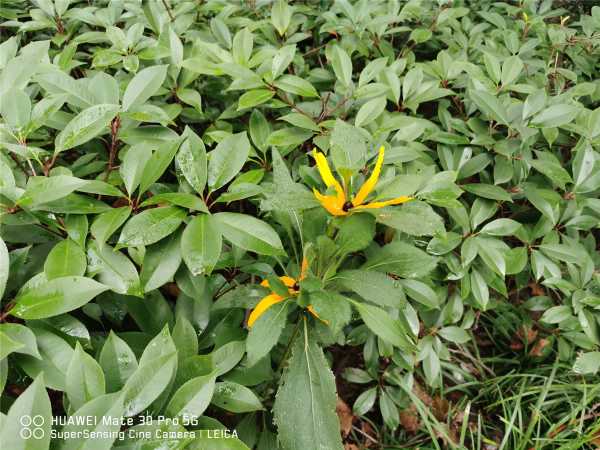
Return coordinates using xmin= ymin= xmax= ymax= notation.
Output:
xmin=517 ymin=325 xmax=538 ymax=344
xmin=529 ymin=338 xmax=550 ymax=357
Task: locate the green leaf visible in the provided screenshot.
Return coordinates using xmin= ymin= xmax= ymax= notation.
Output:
xmin=463 ymin=183 xmax=513 ymax=202
xmin=355 ymin=95 xmax=386 ymax=127
xmin=16 ymin=326 xmax=74 ymax=391
xmin=138 ymin=138 xmax=182 ymax=196
xmin=122 ymin=65 xmax=168 ymax=111
xmin=238 ymin=89 xmax=275 ymax=110
xmin=470 ymin=269 xmax=489 ymax=310
xmin=214 ymin=212 xmax=284 ymax=255
xmin=65 ymin=342 xmax=106 ymax=411
xmin=362 ymin=241 xmax=438 ymax=278
xmin=12 ymin=276 xmax=109 ymax=319
xmin=438 ymin=326 xmax=470 ymax=344
xmin=573 ymin=352 xmax=600 ymax=375
xmin=500 ymin=55 xmax=523 ymax=86
xmin=60 ymin=393 xmax=124 ymax=450
xmin=1 ymin=375 xmax=52 ymax=450
xmin=266 ymin=127 xmax=313 ymax=147
xmin=174 ymin=128 xmax=206 ymax=195
xmin=90 ymin=206 xmax=132 ymax=248
xmin=273 ymin=322 xmax=344 ymax=450
xmin=186 ymin=435 xmax=250 ymax=450
xmin=334 ymin=270 xmax=405 ymax=308
xmin=353 ymin=386 xmax=377 ymax=416
xmin=522 ymin=90 xmax=546 ymax=120
xmin=0 ymin=323 xmax=41 ymax=359
xmin=330 ymin=119 xmax=367 ymax=172
xmin=274 ymin=75 xmax=319 ymax=98
xmin=120 ymin=144 xmax=151 ymax=196
xmin=539 ymin=243 xmax=584 ymax=264
xmin=0 ymin=89 xmax=31 ymax=130
xmin=99 ymin=331 xmax=138 ymax=392
xmin=540 ymin=305 xmax=572 ymax=324
xmin=246 ymin=301 xmax=288 ymax=366
xmin=335 ymin=213 xmax=375 ymax=253
xmin=372 ymin=201 xmax=445 ymax=236
xmin=207 ymin=132 xmax=251 ymax=190
xmin=18 ymin=175 xmax=87 ymax=207
xmin=350 ymin=299 xmax=415 ymax=352
xmin=331 ymin=45 xmax=353 ymax=87
xmin=309 ymin=291 xmax=352 ymax=335
xmin=122 ymin=352 xmax=177 ymax=417
xmin=182 ymin=215 xmax=222 ymax=276
xmin=529 ymin=158 xmax=572 ymax=189
xmin=483 ymin=53 xmax=501 ymax=84
xmin=173 ymin=316 xmax=199 ymax=363
xmin=0 ymin=331 xmax=23 ymax=360
xmin=87 ymin=241 xmax=142 ymax=296
xmin=400 ymin=279 xmax=440 ymax=309
xmin=0 ymin=237 xmax=9 ymax=300
xmin=140 ymin=231 xmax=182 ymax=292
xmin=212 ymin=381 xmax=264 ymax=413
xmin=55 ymin=104 xmax=120 ymax=153
xmin=44 ymin=239 xmax=87 ymax=280
xmin=118 ymin=206 xmax=186 ymax=247
xmin=165 ymin=371 xmax=217 ymax=419
xmin=469 ymin=90 xmax=509 ymax=125
xmin=272 ymin=45 xmax=296 ymax=79
xmin=530 ymin=104 xmax=580 ymax=128
xmin=249 ymin=109 xmax=270 ymax=153
xmin=480 ymin=218 xmax=521 ymax=236
xmin=271 ymin=0 xmax=292 ymax=36
xmin=213 ymin=341 xmax=245 ymax=376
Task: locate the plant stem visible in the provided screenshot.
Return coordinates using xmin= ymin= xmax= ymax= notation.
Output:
xmin=104 ymin=116 xmax=121 ymax=181
xmin=161 ymin=0 xmax=175 ymax=21
xmin=277 ymin=317 xmax=302 ymax=373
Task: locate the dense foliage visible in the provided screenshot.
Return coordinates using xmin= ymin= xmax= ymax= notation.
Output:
xmin=1 ymin=0 xmax=600 ymax=449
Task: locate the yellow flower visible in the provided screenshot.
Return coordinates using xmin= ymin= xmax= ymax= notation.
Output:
xmin=247 ymin=258 xmax=320 ymax=327
xmin=312 ymin=146 xmax=412 ymax=216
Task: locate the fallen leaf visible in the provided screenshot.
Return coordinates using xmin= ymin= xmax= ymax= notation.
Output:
xmin=432 ymin=396 xmax=449 ymax=420
xmin=529 ymin=282 xmax=545 ymax=296
xmin=361 ymin=421 xmax=376 ymax=447
xmin=399 ymin=407 xmax=420 ymax=432
xmin=413 ymin=381 xmax=433 ymax=406
xmin=336 ymin=397 xmax=353 ymax=437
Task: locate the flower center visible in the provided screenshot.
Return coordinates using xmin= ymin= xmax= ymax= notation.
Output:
xmin=342 ymin=201 xmax=353 ymax=212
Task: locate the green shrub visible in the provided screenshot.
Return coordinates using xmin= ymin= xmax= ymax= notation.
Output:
xmin=1 ymin=0 xmax=599 ymax=449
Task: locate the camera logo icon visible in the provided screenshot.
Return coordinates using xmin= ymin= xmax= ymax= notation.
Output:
xmin=19 ymin=415 xmax=45 ymax=439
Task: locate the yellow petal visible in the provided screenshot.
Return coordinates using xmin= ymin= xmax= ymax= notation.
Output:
xmin=299 ymin=257 xmax=309 ymax=280
xmin=247 ymin=293 xmax=285 ymax=328
xmin=352 ymin=146 xmax=385 ymax=207
xmin=313 ymin=150 xmax=345 ymax=201
xmin=279 ymin=276 xmax=297 ymax=287
xmin=313 ymin=188 xmax=347 ymax=216
xmin=352 ymin=196 xmax=413 ymax=210
xmin=307 ymin=305 xmax=329 ymax=325
xmin=260 ymin=276 xmax=297 ymax=295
